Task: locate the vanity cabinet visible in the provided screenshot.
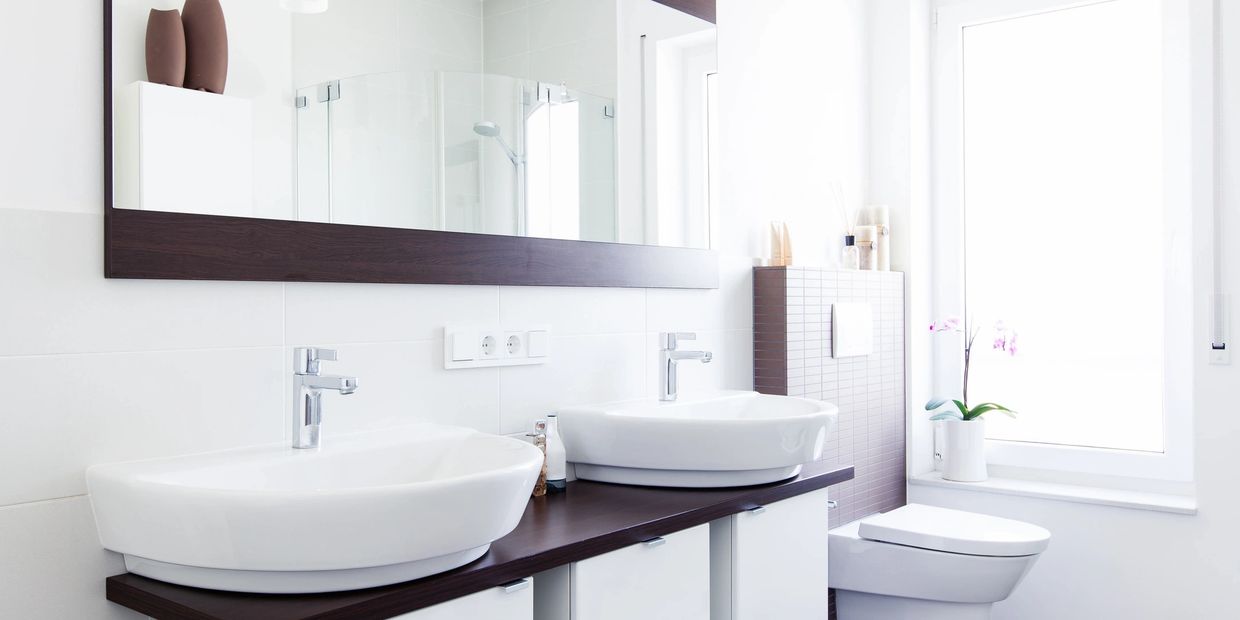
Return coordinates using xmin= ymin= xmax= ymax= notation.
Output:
xmin=710 ymin=488 xmax=831 ymax=620
xmin=570 ymin=523 xmax=711 ymax=620
xmin=101 ymin=465 xmax=855 ymax=620
xmin=391 ymin=578 xmax=533 ymax=619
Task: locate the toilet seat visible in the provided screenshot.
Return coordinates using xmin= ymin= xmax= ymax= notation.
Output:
xmin=857 ymin=504 xmax=1050 ymax=557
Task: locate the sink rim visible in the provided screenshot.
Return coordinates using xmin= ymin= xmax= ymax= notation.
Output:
xmin=87 ymin=424 xmax=543 ymax=499
xmin=559 ymin=389 xmax=838 ymax=423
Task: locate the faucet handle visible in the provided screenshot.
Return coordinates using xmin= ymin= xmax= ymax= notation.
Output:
xmin=660 ymin=332 xmax=697 ymax=350
xmin=295 ymin=347 xmax=338 ymax=375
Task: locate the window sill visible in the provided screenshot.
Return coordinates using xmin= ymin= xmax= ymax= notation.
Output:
xmin=908 ymin=472 xmax=1197 ymax=515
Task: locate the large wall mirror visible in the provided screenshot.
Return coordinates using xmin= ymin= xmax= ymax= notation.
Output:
xmin=103 ymin=0 xmax=719 ymax=287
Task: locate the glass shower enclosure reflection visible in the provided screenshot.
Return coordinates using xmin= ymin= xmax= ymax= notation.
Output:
xmin=295 ymin=71 xmax=617 ymax=243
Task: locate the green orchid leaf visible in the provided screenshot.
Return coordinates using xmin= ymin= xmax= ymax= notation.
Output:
xmin=929 ymin=411 xmax=964 ymax=421
xmin=966 ymin=402 xmax=1017 ymax=420
xmin=952 ymin=400 xmax=969 ymax=417
xmin=925 ymin=397 xmax=949 ymax=411
xmin=974 ymin=402 xmax=1014 ymax=412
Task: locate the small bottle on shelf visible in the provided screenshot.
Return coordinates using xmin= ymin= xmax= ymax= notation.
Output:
xmin=841 ymin=235 xmax=860 ymax=270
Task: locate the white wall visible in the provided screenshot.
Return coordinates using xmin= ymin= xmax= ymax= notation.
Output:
xmin=893 ymin=1 xmax=1240 ymax=618
xmin=716 ymin=0 xmax=869 ymax=267
xmin=867 ymin=0 xmax=935 ymax=489
xmin=0 ymin=0 xmax=869 ymax=617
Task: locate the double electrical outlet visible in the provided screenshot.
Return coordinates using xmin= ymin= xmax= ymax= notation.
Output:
xmin=444 ymin=326 xmax=551 ymax=369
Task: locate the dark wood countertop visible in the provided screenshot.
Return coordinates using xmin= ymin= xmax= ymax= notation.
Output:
xmin=106 ymin=462 xmax=854 ymax=620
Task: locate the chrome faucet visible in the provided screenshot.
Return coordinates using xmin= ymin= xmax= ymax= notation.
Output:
xmin=292 ymin=347 xmax=358 ymax=449
xmin=659 ymin=332 xmax=712 ymax=402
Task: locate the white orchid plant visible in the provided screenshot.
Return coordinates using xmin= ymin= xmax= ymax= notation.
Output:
xmin=925 ymin=317 xmax=1018 ymax=422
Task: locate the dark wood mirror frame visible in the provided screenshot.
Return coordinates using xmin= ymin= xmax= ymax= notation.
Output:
xmin=102 ymin=0 xmax=718 ymax=288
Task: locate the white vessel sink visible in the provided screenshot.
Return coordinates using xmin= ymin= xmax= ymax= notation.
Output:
xmin=558 ymin=390 xmax=837 ymax=488
xmin=87 ymin=424 xmax=543 ymax=594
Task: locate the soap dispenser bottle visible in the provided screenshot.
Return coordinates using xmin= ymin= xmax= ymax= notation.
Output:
xmin=545 ymin=414 xmax=567 ymax=493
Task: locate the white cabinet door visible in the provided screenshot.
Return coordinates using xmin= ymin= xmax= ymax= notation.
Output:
xmin=711 ymin=488 xmax=831 ymax=620
xmin=391 ymin=578 xmax=534 ymax=620
xmin=571 ymin=523 xmax=711 ymax=620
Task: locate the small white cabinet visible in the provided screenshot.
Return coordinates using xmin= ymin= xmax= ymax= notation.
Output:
xmin=114 ymin=81 xmax=254 ymax=216
xmin=391 ymin=578 xmax=534 ymax=619
xmin=570 ymin=524 xmax=711 ymax=620
xmin=710 ymin=489 xmax=831 ymax=620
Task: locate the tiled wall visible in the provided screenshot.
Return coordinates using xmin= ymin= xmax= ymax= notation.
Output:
xmin=754 ymin=266 xmax=907 ymax=524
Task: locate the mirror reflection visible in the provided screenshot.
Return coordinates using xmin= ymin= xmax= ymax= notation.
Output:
xmin=110 ymin=0 xmax=718 ymax=249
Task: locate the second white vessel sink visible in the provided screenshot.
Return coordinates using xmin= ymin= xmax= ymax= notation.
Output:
xmin=87 ymin=424 xmax=543 ymax=593
xmin=558 ymin=390 xmax=837 ymax=488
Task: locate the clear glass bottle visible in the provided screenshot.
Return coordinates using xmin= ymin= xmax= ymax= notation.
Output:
xmin=841 ymin=235 xmax=860 ymax=270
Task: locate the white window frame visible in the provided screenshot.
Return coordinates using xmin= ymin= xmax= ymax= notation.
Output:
xmin=930 ymin=0 xmax=1213 ymax=482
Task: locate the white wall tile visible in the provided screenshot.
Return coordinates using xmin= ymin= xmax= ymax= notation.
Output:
xmin=426 ymin=0 xmax=484 ymax=18
xmin=0 ymin=0 xmax=102 ymax=215
xmin=0 ymin=347 xmax=284 ymax=507
xmin=306 ymin=341 xmax=503 ymax=436
xmin=498 ymin=286 xmax=645 ymax=335
xmin=498 ymin=332 xmax=647 ymax=434
xmin=405 ymin=1 xmax=484 ymax=60
xmin=0 ymin=210 xmax=284 ymax=357
xmin=285 ymin=283 xmax=499 ymax=345
xmin=483 ymin=9 xmax=530 ymax=59
xmin=484 ymin=0 xmax=530 ymax=17
xmin=0 ymin=497 xmax=138 ymax=619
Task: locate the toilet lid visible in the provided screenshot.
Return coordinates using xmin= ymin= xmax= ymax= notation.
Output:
xmin=857 ymin=504 xmax=1050 ymax=557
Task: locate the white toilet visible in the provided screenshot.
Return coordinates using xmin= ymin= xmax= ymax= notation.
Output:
xmin=829 ymin=503 xmax=1050 ymax=619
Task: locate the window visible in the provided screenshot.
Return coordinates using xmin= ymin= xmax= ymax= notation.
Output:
xmin=933 ymin=0 xmax=1207 ymax=480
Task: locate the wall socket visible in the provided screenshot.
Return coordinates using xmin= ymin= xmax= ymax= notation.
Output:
xmin=444 ymin=326 xmax=551 ymax=369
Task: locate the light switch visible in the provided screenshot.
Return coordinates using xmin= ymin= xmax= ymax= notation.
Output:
xmin=527 ymin=330 xmax=550 ymax=358
xmin=451 ymin=331 xmax=476 ymax=361
xmin=832 ymin=302 xmax=873 ymax=358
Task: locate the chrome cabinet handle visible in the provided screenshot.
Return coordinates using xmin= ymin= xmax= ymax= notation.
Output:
xmin=747 ymin=505 xmax=767 ymax=515
xmin=827 ymin=500 xmax=838 ymax=509
xmin=642 ymin=537 xmax=667 ymax=548
xmin=499 ymin=578 xmax=531 ymax=593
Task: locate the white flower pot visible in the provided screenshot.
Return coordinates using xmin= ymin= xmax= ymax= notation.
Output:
xmin=942 ymin=418 xmax=988 ymax=482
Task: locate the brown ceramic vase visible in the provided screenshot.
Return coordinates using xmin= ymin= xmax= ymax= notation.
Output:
xmin=145 ymin=9 xmax=186 ymax=87
xmin=181 ymin=0 xmax=228 ymax=94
